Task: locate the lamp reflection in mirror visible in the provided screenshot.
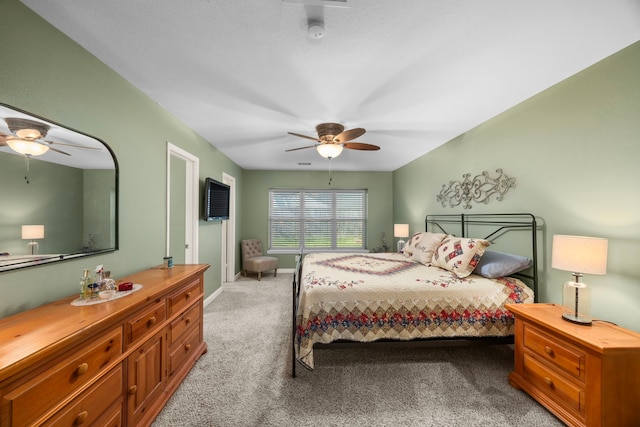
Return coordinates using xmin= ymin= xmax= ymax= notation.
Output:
xmin=551 ymin=234 xmax=608 ymax=325
xmin=394 ymin=224 xmax=409 ymax=253
xmin=22 ymin=225 xmax=45 ymax=255
xmin=316 ymin=143 xmax=343 ymax=159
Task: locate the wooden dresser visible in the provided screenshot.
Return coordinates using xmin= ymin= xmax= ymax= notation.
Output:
xmin=0 ymin=264 xmax=209 ymax=427
xmin=506 ymin=303 xmax=640 ymax=427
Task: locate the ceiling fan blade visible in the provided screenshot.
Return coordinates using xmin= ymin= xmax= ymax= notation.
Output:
xmin=288 ymin=132 xmax=320 ymax=142
xmin=46 ymin=140 xmax=101 ymax=150
xmin=285 ymin=145 xmax=317 ymax=152
xmin=343 ymin=142 xmax=380 ymax=151
xmin=333 ymin=127 xmax=365 ymax=143
xmin=0 ymin=133 xmax=8 ymax=146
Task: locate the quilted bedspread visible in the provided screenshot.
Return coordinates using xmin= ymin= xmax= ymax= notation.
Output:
xmin=294 ymin=252 xmax=534 ymax=370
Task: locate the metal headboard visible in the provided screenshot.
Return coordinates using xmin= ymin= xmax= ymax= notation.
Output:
xmin=425 ymin=213 xmax=539 ymax=300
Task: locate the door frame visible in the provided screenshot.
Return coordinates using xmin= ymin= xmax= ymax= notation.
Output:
xmin=166 ymin=142 xmax=199 ymax=263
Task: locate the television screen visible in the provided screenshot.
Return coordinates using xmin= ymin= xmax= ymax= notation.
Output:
xmin=203 ymin=177 xmax=230 ymax=221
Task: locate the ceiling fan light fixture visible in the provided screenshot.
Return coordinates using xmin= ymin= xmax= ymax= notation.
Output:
xmin=316 ymin=143 xmax=343 ymax=159
xmin=7 ymin=139 xmax=49 ymax=156
xmin=15 ymin=128 xmax=43 ymax=140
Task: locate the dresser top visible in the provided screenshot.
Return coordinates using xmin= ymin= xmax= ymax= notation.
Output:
xmin=506 ymin=303 xmax=640 ymax=353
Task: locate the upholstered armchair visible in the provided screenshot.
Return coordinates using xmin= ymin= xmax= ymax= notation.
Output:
xmin=241 ymin=239 xmax=278 ymax=281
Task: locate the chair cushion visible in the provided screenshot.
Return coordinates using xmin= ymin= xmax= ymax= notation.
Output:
xmin=244 ymin=256 xmax=279 ymax=272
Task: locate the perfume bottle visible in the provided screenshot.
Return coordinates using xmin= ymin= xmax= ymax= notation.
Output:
xmin=80 ymin=269 xmax=92 ymax=300
xmin=100 ymin=271 xmax=116 ymax=292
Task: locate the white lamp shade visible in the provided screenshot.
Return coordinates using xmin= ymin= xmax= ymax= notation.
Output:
xmin=316 ymin=143 xmax=343 ymax=159
xmin=22 ymin=225 xmax=45 ymax=240
xmin=7 ymin=139 xmax=49 ymax=156
xmin=551 ymin=235 xmax=608 ymax=275
xmin=394 ymin=224 xmax=409 ymax=238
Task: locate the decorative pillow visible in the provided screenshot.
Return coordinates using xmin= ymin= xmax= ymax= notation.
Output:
xmin=401 ymin=232 xmax=425 ymax=258
xmin=410 ymin=232 xmax=447 ymax=265
xmin=431 ymin=235 xmax=490 ymax=278
xmin=473 ymin=251 xmax=532 ymax=279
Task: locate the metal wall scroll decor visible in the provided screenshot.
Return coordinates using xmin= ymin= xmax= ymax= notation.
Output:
xmin=436 ymin=168 xmax=516 ymax=209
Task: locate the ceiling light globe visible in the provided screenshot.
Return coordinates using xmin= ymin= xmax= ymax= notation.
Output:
xmin=7 ymin=139 xmax=50 ymax=156
xmin=15 ymin=128 xmax=42 ymax=139
xmin=316 ymin=143 xmax=343 ymax=159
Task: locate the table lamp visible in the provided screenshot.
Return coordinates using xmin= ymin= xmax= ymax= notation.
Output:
xmin=551 ymin=234 xmax=608 ymax=325
xmin=22 ymin=225 xmax=45 ymax=255
xmin=394 ymin=224 xmax=409 ymax=253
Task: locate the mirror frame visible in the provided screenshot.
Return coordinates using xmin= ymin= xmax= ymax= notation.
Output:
xmin=0 ymin=103 xmax=119 ymax=272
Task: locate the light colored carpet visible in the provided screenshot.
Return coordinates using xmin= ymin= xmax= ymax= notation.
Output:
xmin=152 ymin=273 xmax=563 ymax=427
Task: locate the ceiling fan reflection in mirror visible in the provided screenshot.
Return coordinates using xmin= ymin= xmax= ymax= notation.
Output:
xmin=0 ymin=117 xmax=101 ymax=183
xmin=286 ymin=123 xmax=380 ymax=159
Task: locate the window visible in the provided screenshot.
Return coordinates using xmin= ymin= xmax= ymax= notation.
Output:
xmin=269 ymin=189 xmax=367 ymax=252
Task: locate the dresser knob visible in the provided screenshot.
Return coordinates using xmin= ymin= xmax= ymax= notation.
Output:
xmin=147 ymin=316 xmax=156 ymax=327
xmin=75 ymin=362 xmax=89 ymax=376
xmin=185 ymin=343 xmax=191 ymax=351
xmin=75 ymin=410 xmax=88 ymax=425
xmin=544 ymin=377 xmax=555 ymax=388
xmin=544 ymin=346 xmax=554 ymax=357
xmin=185 ymin=317 xmax=191 ymax=324
xmin=128 ymin=384 xmax=138 ymax=395
xmin=186 ymin=292 xmax=192 ymax=299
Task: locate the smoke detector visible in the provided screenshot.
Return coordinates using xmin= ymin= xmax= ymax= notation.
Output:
xmin=308 ymin=22 xmax=325 ymax=39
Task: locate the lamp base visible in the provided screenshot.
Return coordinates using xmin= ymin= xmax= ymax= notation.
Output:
xmin=397 ymin=239 xmax=405 ymax=253
xmin=27 ymin=240 xmax=39 ymax=255
xmin=562 ymin=312 xmax=592 ymax=326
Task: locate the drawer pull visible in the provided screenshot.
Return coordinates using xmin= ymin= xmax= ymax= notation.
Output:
xmin=128 ymin=384 xmax=137 ymax=395
xmin=185 ymin=343 xmax=191 ymax=351
xmin=147 ymin=316 xmax=156 ymax=328
xmin=75 ymin=362 xmax=89 ymax=376
xmin=544 ymin=346 xmax=555 ymax=357
xmin=185 ymin=317 xmax=191 ymax=324
xmin=186 ymin=292 xmax=192 ymax=299
xmin=543 ymin=377 xmax=555 ymax=389
xmin=75 ymin=410 xmax=89 ymax=425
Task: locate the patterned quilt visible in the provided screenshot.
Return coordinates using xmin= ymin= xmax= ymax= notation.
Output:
xmin=294 ymin=252 xmax=534 ymax=370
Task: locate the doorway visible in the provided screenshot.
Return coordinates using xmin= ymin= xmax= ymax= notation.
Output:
xmin=221 ymin=172 xmax=236 ymax=283
xmin=166 ymin=142 xmax=199 ymax=264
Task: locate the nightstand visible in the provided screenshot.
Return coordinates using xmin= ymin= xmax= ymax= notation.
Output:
xmin=506 ymin=303 xmax=640 ymax=427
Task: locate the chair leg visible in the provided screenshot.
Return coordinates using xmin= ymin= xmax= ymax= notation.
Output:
xmin=274 ymin=268 xmax=277 ymax=278
xmin=258 ymin=271 xmax=262 ymax=281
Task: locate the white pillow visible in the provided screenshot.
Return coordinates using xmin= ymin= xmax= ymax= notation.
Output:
xmin=473 ymin=251 xmax=532 ymax=278
xmin=410 ymin=232 xmax=446 ymax=265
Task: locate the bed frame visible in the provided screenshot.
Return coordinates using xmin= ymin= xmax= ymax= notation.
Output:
xmin=291 ymin=212 xmax=539 ymax=377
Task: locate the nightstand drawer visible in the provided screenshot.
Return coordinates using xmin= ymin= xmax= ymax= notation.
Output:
xmin=523 ymin=323 xmax=584 ymax=380
xmin=524 ymin=353 xmax=584 ymax=415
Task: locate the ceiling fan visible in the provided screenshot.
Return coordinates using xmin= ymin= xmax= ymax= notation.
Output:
xmin=0 ymin=117 xmax=100 ymax=157
xmin=286 ymin=122 xmax=380 ymax=159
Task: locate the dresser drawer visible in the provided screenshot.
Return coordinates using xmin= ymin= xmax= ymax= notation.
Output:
xmin=3 ymin=327 xmax=122 ymax=427
xmin=523 ymin=324 xmax=584 ymax=380
xmin=127 ymin=300 xmax=166 ymax=346
xmin=168 ymin=302 xmax=201 ymax=347
xmin=168 ymin=326 xmax=200 ymax=377
xmin=42 ymin=364 xmax=122 ymax=426
xmin=168 ymin=279 xmax=202 ymax=316
xmin=524 ymin=353 xmax=585 ymax=415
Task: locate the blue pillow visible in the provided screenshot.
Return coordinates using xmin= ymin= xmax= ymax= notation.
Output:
xmin=473 ymin=251 xmax=532 ymax=279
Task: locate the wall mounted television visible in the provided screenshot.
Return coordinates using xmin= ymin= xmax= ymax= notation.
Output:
xmin=203 ymin=177 xmax=230 ymax=221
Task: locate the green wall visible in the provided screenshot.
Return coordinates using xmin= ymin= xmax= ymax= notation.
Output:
xmin=0 ymin=0 xmax=242 ymax=317
xmin=242 ymin=170 xmax=393 ymax=268
xmin=393 ymin=41 xmax=640 ymax=331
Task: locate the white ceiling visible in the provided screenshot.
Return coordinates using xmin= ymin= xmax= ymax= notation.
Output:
xmin=21 ymin=0 xmax=640 ymax=172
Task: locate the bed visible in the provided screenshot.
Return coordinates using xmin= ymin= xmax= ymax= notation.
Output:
xmin=291 ymin=213 xmax=539 ymax=376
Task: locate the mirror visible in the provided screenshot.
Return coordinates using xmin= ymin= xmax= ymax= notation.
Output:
xmin=0 ymin=103 xmax=118 ymax=272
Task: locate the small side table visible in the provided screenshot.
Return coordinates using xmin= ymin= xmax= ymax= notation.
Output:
xmin=506 ymin=303 xmax=640 ymax=427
